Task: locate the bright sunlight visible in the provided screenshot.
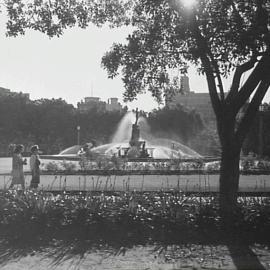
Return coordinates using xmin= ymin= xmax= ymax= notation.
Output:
xmin=181 ymin=0 xmax=197 ymax=8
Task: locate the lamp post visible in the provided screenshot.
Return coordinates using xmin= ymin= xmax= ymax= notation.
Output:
xmin=77 ymin=126 xmax=81 ymax=146
xmin=258 ymin=105 xmax=265 ymax=157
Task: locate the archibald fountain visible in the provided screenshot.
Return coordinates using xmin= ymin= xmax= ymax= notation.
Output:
xmin=58 ymin=109 xmax=201 ymax=160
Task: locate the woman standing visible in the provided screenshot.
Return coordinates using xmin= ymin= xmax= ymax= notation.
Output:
xmin=9 ymin=144 xmax=27 ymax=189
xmin=30 ymin=145 xmax=41 ymax=189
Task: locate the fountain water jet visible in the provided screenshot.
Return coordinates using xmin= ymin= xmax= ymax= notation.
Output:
xmin=111 ymin=112 xmax=135 ymax=143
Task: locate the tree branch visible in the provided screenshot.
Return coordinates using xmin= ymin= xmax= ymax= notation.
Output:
xmin=200 ymin=54 xmax=223 ymax=116
xmin=207 ymin=51 xmax=225 ymax=101
xmin=235 ymin=77 xmax=270 ymax=144
xmin=226 ymin=58 xmax=257 ymax=102
xmin=190 ymin=15 xmax=222 ymax=116
xmin=232 ymin=54 xmax=270 ymax=112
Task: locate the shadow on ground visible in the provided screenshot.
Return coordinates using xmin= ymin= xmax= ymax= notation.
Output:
xmin=228 ymin=243 xmax=266 ymax=270
xmin=0 ymin=232 xmax=269 ymax=270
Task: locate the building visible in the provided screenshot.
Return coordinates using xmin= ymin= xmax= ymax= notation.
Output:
xmin=171 ymin=92 xmax=214 ymax=122
xmin=0 ymin=87 xmax=11 ymax=96
xmin=106 ymin=98 xmax=123 ymax=112
xmin=77 ymin=97 xmax=123 ymax=112
xmin=77 ymin=97 xmax=106 ymax=112
xmin=166 ymin=75 xmax=215 ymax=123
xmin=180 ymin=75 xmax=190 ymax=94
xmin=0 ymin=87 xmax=30 ymax=99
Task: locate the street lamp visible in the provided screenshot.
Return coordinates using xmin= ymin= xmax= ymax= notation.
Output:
xmin=77 ymin=126 xmax=81 ymax=146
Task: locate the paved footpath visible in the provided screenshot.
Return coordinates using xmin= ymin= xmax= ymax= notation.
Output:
xmin=1 ymin=244 xmax=270 ymax=270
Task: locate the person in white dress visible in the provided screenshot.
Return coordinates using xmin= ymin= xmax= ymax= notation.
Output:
xmin=9 ymin=144 xmax=27 ymax=189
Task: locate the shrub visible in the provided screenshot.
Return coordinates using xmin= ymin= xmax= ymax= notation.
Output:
xmin=44 ymin=161 xmax=61 ymax=171
xmin=61 ymin=160 xmax=77 ymax=172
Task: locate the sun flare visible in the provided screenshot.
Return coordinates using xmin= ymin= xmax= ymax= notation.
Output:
xmin=181 ymin=0 xmax=197 ymax=8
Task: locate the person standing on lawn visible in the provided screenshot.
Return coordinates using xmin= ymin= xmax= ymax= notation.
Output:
xmin=30 ymin=145 xmax=41 ymax=189
xmin=9 ymin=144 xmax=27 ymax=189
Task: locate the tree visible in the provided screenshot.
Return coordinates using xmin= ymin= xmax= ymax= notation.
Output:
xmin=147 ymin=105 xmax=204 ymax=144
xmin=101 ymin=0 xmax=270 ymax=220
xmin=32 ymin=98 xmax=76 ymax=153
xmin=0 ymin=93 xmax=31 ymax=144
xmin=3 ymin=0 xmax=270 ymax=220
xmin=0 ymin=96 xmax=76 ymax=154
xmin=0 ymin=94 xmax=126 ymax=154
xmin=76 ymin=109 xmax=126 ymax=144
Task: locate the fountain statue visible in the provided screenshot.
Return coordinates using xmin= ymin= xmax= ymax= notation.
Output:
xmin=125 ymin=108 xmax=150 ymax=158
xmin=129 ymin=108 xmax=140 ymax=146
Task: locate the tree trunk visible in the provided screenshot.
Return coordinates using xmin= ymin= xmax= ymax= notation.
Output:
xmin=218 ymin=115 xmax=241 ymax=224
xmin=219 ymin=145 xmax=241 ymax=218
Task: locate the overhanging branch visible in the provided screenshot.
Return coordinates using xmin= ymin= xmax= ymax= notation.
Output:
xmin=232 ymin=54 xmax=270 ymax=112
xmin=235 ymin=77 xmax=270 ymax=144
xmin=226 ymin=58 xmax=257 ymax=102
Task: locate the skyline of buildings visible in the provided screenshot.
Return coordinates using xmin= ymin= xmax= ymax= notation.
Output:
xmin=0 ymin=85 xmax=125 ymax=113
xmin=0 ymin=78 xmax=250 ymax=123
xmin=0 ymin=79 xmax=221 ymax=122
xmin=77 ymin=97 xmax=124 ymax=112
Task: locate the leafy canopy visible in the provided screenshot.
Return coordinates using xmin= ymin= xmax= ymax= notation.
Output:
xmin=101 ymin=0 xmax=270 ymax=102
xmin=3 ymin=0 xmax=270 ymax=103
xmin=4 ymin=0 xmax=132 ymax=36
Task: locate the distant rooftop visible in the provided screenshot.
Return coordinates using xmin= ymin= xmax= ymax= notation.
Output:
xmin=77 ymin=96 xmax=123 ymax=112
xmin=0 ymin=87 xmax=30 ymax=99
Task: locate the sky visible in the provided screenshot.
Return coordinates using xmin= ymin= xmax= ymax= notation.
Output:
xmin=0 ymin=16 xmax=269 ymax=112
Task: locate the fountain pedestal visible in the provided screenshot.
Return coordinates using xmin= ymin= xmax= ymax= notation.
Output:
xmin=129 ymin=123 xmax=140 ymax=147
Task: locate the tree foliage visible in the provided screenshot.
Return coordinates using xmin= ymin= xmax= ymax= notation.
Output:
xmin=100 ymin=0 xmax=270 ymax=104
xmin=0 ymin=95 xmax=125 ymax=155
xmin=5 ymin=0 xmax=270 ymax=109
xmin=147 ymin=105 xmax=221 ymax=155
xmin=5 ymin=0 xmax=132 ymax=37
xmin=147 ymin=105 xmax=204 ymax=144
xmin=4 ymin=1 xmax=270 ymax=106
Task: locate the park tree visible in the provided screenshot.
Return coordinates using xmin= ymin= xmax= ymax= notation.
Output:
xmin=3 ymin=0 xmax=270 ymax=220
xmin=76 ymin=109 xmax=126 ymax=144
xmin=32 ymin=98 xmax=76 ymax=153
xmin=101 ymin=0 xmax=270 ymax=220
xmin=147 ymin=105 xmax=204 ymax=144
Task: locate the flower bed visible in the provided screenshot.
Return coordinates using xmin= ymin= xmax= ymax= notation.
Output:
xmin=40 ymin=159 xmax=270 ymax=175
xmin=0 ymin=190 xmax=270 ymax=248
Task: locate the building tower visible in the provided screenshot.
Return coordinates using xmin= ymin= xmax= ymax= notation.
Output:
xmin=180 ymin=75 xmax=190 ymax=94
